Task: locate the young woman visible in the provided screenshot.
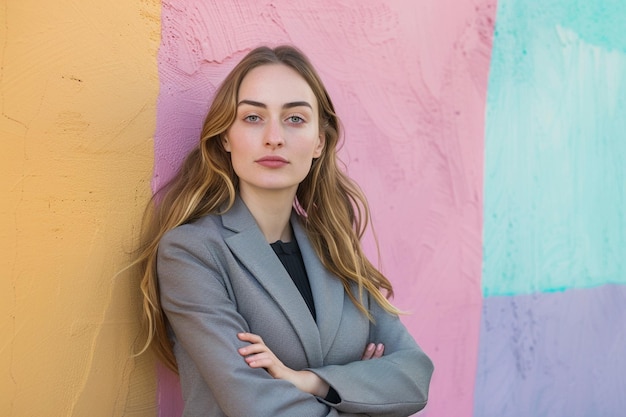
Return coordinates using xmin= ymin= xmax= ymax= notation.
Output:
xmin=137 ymin=45 xmax=433 ymax=416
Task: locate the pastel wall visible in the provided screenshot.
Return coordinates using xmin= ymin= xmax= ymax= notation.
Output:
xmin=153 ymin=1 xmax=497 ymax=416
xmin=5 ymin=1 xmax=621 ymax=416
xmin=1 ymin=1 xmax=160 ymax=416
xmin=475 ymin=0 xmax=626 ymax=416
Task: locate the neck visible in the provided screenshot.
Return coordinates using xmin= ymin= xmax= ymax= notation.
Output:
xmin=239 ymin=188 xmax=295 ymax=243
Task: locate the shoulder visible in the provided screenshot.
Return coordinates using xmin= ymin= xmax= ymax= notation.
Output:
xmin=156 ymin=214 xmax=233 ymax=286
xmin=162 ymin=214 xmax=223 ymax=242
xmin=159 ymin=213 xmax=226 ymax=257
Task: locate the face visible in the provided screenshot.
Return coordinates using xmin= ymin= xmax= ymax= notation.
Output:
xmin=224 ymin=64 xmax=325 ymax=201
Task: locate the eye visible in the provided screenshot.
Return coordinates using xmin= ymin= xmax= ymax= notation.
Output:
xmin=286 ymin=115 xmax=305 ymax=124
xmin=244 ymin=114 xmax=260 ymax=123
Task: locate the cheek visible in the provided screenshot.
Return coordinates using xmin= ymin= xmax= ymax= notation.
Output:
xmin=223 ymin=133 xmax=248 ymax=160
xmin=228 ymin=147 xmax=246 ymax=170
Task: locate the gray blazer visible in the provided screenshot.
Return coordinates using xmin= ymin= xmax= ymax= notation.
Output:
xmin=157 ymin=197 xmax=433 ymax=417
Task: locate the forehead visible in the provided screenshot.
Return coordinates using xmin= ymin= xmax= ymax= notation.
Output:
xmin=238 ymin=64 xmax=317 ymax=106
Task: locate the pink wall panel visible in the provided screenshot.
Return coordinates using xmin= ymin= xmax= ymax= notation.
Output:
xmin=154 ymin=1 xmax=496 ymax=415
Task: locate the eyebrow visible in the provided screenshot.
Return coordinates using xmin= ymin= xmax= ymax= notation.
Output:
xmin=237 ymin=99 xmax=313 ymax=110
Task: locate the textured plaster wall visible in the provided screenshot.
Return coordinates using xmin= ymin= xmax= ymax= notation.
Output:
xmin=476 ymin=0 xmax=626 ymax=416
xmin=5 ymin=1 xmax=620 ymax=416
xmin=1 ymin=0 xmax=160 ymax=415
xmin=155 ymin=2 xmax=626 ymax=417
xmin=153 ymin=1 xmax=496 ymax=416
xmin=483 ymin=0 xmax=626 ymax=296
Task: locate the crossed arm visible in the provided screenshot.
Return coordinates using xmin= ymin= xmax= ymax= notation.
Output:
xmin=237 ymin=332 xmax=384 ymax=398
xmin=158 ymin=227 xmax=433 ymax=416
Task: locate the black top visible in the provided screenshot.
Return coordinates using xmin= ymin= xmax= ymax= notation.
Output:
xmin=269 ymin=238 xmax=340 ymax=403
xmin=270 ymin=239 xmax=317 ymax=322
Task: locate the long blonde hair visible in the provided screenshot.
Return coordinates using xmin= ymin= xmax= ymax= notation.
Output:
xmin=137 ymin=45 xmax=401 ymax=372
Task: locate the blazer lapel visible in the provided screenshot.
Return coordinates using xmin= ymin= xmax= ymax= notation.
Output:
xmin=291 ymin=214 xmax=344 ymax=359
xmin=222 ymin=197 xmax=324 ymax=367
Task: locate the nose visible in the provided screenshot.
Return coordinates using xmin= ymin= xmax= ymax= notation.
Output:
xmin=264 ymin=119 xmax=284 ymax=148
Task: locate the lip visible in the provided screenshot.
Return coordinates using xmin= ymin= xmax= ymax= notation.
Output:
xmin=255 ymin=155 xmax=289 ymax=168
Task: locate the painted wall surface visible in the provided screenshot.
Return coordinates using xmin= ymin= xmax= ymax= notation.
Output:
xmin=482 ymin=0 xmax=626 ymax=297
xmin=476 ymin=0 xmax=626 ymax=415
xmin=475 ymin=286 xmax=626 ymax=416
xmin=1 ymin=1 xmax=160 ymax=416
xmin=153 ymin=1 xmax=496 ymax=416
xmin=5 ymin=1 xmax=619 ymax=416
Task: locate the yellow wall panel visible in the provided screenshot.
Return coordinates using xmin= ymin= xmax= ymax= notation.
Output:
xmin=1 ymin=1 xmax=160 ymax=415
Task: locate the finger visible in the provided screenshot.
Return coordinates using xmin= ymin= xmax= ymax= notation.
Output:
xmin=244 ymin=353 xmax=272 ymax=367
xmin=238 ymin=343 xmax=269 ymax=356
xmin=372 ymin=343 xmax=385 ymax=358
xmin=237 ymin=332 xmax=264 ymax=344
xmin=361 ymin=343 xmax=376 ymax=360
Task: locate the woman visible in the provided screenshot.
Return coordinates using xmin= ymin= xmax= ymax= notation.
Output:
xmin=137 ymin=45 xmax=433 ymax=416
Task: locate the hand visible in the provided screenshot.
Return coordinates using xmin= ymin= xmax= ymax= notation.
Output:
xmin=237 ymin=332 xmax=329 ymax=397
xmin=237 ymin=332 xmax=291 ymax=379
xmin=361 ymin=342 xmax=384 ymax=360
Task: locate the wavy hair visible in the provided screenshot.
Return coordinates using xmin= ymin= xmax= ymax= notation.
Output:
xmin=136 ymin=45 xmax=400 ymax=372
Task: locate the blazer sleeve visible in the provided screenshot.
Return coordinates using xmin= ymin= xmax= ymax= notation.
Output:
xmin=157 ymin=228 xmax=357 ymax=417
xmin=307 ymin=296 xmax=434 ymax=417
